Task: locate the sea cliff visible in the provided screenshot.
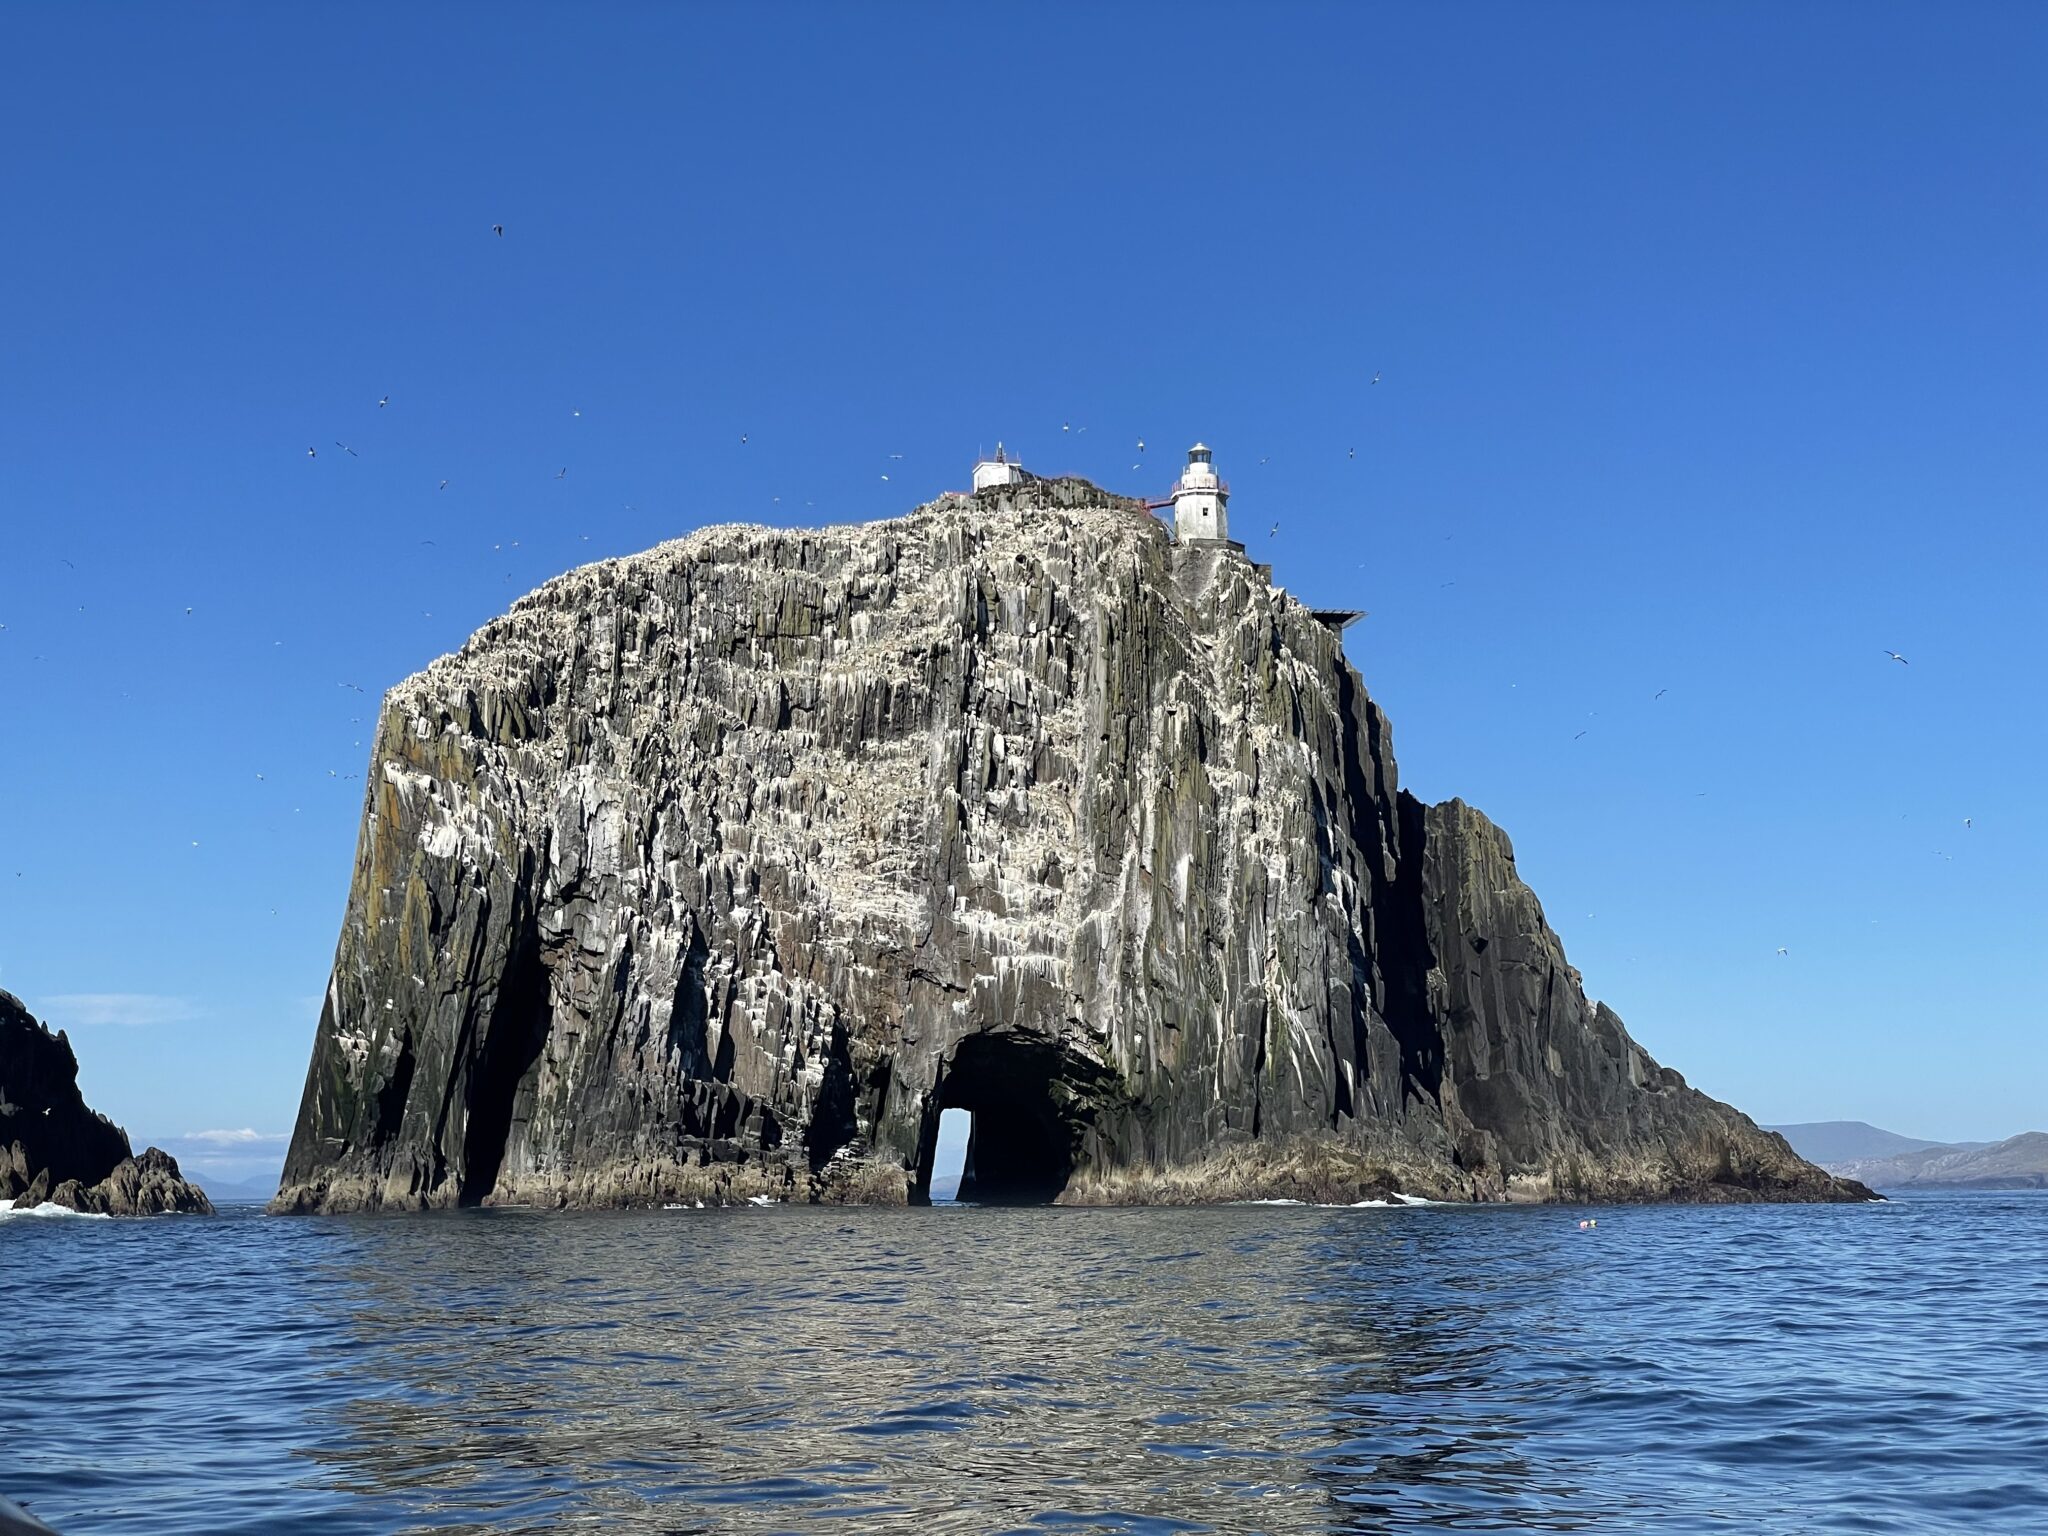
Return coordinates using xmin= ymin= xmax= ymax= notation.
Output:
xmin=276 ymin=478 xmax=1867 ymax=1210
xmin=0 ymin=990 xmax=213 ymax=1215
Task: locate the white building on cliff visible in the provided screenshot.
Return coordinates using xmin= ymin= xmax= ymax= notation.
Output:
xmin=971 ymin=443 xmax=1023 ymax=492
xmin=1171 ymin=443 xmax=1229 ymax=542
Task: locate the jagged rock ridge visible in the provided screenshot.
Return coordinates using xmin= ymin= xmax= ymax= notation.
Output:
xmin=276 ymin=477 xmax=1867 ymax=1210
xmin=0 ymin=990 xmax=213 ymax=1215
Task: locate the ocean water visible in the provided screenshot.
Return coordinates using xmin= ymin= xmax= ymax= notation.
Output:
xmin=3 ymin=1192 xmax=2042 ymax=1535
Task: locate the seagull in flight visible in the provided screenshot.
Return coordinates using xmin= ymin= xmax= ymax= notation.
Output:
xmin=378 ymin=395 xmax=389 ymax=408
xmin=1776 ymin=947 xmax=1788 ymax=956
xmin=307 ymin=447 xmax=317 ymax=459
xmin=556 ymin=467 xmax=567 ymax=479
xmin=1269 ymin=522 xmax=1278 ymax=538
xmin=438 ymin=479 xmax=448 ymax=491
xmin=492 ymin=224 xmax=504 ymax=237
xmin=336 ymin=441 xmax=357 ymax=457
xmin=1371 ymin=371 xmax=1382 ymax=385
xmin=1964 ymin=817 xmax=1973 ymax=829
xmin=1654 ymin=688 xmax=1667 ymax=700
xmin=1136 ymin=439 xmax=1145 ymax=452
xmin=1884 ymin=650 xmax=1909 ymax=665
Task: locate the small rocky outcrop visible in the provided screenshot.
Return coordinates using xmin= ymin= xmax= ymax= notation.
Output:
xmin=276 ymin=479 xmax=1870 ymax=1211
xmin=0 ymin=990 xmax=213 ymax=1215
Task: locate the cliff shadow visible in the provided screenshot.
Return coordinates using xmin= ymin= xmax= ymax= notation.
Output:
xmin=457 ymin=880 xmax=550 ymax=1205
xmin=911 ymin=1034 xmax=1109 ymax=1205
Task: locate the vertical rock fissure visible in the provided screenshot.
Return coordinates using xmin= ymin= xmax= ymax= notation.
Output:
xmin=457 ymin=885 xmax=550 ymax=1205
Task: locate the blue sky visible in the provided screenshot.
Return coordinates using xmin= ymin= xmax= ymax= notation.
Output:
xmin=2 ymin=5 xmax=2042 ymax=1180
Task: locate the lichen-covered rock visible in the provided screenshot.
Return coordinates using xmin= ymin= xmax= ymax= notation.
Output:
xmin=0 ymin=990 xmax=213 ymax=1216
xmin=275 ymin=478 xmax=1867 ymax=1211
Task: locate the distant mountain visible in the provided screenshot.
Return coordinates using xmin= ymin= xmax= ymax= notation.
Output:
xmin=1830 ymin=1133 xmax=2048 ymax=1192
xmin=1767 ymin=1121 xmax=1982 ymax=1165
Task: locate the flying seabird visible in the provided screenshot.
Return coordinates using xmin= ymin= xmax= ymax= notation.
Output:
xmin=307 ymin=447 xmax=317 ymax=459
xmin=378 ymin=395 xmax=389 ymax=408
xmin=492 ymin=224 xmax=503 ymax=237
xmin=1776 ymin=947 xmax=1788 ymax=956
xmin=1371 ymin=371 xmax=1382 ymax=385
xmin=1884 ymin=650 xmax=1909 ymax=665
xmin=336 ymin=442 xmax=357 ymax=457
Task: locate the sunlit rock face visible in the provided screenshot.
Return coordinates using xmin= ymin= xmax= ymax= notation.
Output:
xmin=274 ymin=477 xmax=1865 ymax=1211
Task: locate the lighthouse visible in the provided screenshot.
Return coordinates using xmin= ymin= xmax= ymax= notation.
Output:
xmin=1171 ymin=443 xmax=1229 ymax=543
xmin=971 ymin=442 xmax=1024 ymax=492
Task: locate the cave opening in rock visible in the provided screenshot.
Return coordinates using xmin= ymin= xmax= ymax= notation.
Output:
xmin=917 ymin=1034 xmax=1087 ymax=1205
xmin=928 ymin=1108 xmax=971 ymax=1201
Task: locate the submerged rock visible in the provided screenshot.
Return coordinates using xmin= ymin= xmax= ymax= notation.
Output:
xmin=0 ymin=990 xmax=213 ymax=1216
xmin=276 ymin=478 xmax=1868 ymax=1211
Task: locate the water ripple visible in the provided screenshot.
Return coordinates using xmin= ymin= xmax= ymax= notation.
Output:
xmin=1 ymin=1193 xmax=2043 ymax=1532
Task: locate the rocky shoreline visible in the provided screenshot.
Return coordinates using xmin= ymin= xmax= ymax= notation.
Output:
xmin=0 ymin=990 xmax=213 ymax=1217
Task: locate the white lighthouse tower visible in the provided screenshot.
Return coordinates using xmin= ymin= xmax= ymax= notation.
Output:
xmin=1171 ymin=443 xmax=1229 ymax=543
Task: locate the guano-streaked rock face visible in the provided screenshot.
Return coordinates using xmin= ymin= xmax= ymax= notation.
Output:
xmin=275 ymin=477 xmax=1866 ymax=1211
xmin=0 ymin=989 xmax=213 ymax=1215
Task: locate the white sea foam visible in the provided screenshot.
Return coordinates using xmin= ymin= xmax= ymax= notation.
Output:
xmin=0 ymin=1199 xmax=112 ymax=1221
xmin=1230 ymin=1194 xmax=1437 ymax=1210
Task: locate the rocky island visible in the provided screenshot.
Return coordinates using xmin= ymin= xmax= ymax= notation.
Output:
xmin=1 ymin=990 xmax=212 ymax=1215
xmin=276 ymin=464 xmax=1870 ymax=1211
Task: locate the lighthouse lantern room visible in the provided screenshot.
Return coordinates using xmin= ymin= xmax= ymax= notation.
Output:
xmin=1171 ymin=443 xmax=1229 ymax=542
